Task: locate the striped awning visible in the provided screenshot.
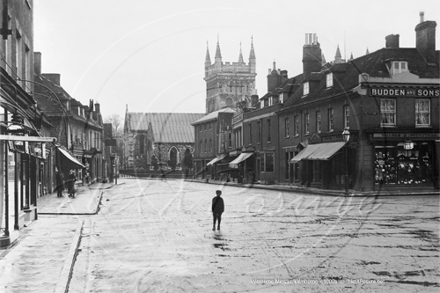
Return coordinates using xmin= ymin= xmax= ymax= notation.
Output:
xmin=291 ymin=142 xmax=346 ymax=163
xmin=207 ymin=154 xmax=227 ymax=166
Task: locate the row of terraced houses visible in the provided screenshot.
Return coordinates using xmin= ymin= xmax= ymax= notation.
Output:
xmin=192 ymin=13 xmax=439 ymax=193
xmin=0 ymin=0 xmax=117 ymax=247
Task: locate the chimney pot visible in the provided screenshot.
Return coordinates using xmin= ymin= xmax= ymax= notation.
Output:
xmin=34 ymin=52 xmax=42 ymax=76
xmin=420 ymin=11 xmax=424 ymax=23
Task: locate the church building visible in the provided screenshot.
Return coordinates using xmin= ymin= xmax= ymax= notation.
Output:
xmin=123 ymin=106 xmax=204 ymax=172
xmin=204 ymin=38 xmax=257 ymax=113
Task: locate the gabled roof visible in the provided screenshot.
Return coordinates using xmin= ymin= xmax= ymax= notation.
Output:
xmin=127 ymin=112 xmax=205 ymax=143
xmin=191 ymin=108 xmax=236 ymax=125
xmin=282 ymin=47 xmax=440 ymax=109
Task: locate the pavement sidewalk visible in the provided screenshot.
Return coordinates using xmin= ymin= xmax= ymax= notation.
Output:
xmin=185 ymin=178 xmax=440 ymax=197
xmin=37 ymin=181 xmax=113 ymax=215
xmin=0 ymin=181 xmax=118 ymax=293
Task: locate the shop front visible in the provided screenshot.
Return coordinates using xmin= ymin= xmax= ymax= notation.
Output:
xmin=290 ymin=131 xmax=358 ymax=191
xmin=229 ymin=152 xmax=254 ymax=183
xmin=371 ymin=132 xmax=439 ymax=190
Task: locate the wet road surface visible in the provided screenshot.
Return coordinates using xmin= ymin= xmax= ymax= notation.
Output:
xmin=68 ymin=179 xmax=439 ymax=292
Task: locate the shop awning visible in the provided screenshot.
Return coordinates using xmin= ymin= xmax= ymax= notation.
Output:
xmin=57 ymin=146 xmax=85 ymax=169
xmin=207 ymin=154 xmax=227 ymax=166
xmin=290 ymin=142 xmax=346 ymax=163
xmin=229 ymin=152 xmax=253 ymax=168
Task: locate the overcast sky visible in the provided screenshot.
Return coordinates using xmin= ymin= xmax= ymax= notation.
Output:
xmin=34 ymin=0 xmax=440 ymax=120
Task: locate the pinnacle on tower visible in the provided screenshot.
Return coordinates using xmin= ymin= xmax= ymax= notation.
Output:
xmin=335 ymin=45 xmax=342 ymax=63
xmin=238 ymin=42 xmax=244 ymax=63
xmin=366 ymin=48 xmax=370 ymax=55
xmin=205 ymin=41 xmax=211 ymax=67
xmin=215 ymin=35 xmax=222 ymax=61
xmin=249 ymin=35 xmax=256 ymax=60
xmin=349 ymin=52 xmax=353 ymax=60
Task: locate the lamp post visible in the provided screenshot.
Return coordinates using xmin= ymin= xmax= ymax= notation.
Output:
xmin=6 ymin=112 xmax=28 ymax=230
xmin=342 ymin=128 xmax=351 ymax=196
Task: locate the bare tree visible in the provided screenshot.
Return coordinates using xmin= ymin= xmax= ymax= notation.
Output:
xmin=104 ymin=114 xmax=123 ymax=137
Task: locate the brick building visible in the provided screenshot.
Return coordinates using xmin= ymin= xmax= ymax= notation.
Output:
xmin=279 ymin=15 xmax=439 ymax=192
xmin=192 ymin=108 xmax=235 ymax=179
xmin=0 ymin=0 xmax=57 ymax=245
xmin=34 ymin=54 xmax=105 ymax=185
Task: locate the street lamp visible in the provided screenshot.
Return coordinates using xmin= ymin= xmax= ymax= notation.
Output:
xmin=6 ymin=112 xmax=29 ymax=230
xmin=342 ymin=128 xmax=350 ymax=196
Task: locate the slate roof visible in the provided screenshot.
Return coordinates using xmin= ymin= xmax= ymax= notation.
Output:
xmin=282 ymin=47 xmax=440 ymax=110
xmin=191 ymin=108 xmax=236 ymax=124
xmin=127 ymin=112 xmax=205 ymax=143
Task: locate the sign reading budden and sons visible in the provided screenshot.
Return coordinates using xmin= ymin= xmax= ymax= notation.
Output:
xmin=370 ymin=87 xmax=439 ymax=97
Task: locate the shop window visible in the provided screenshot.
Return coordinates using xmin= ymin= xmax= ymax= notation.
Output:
xmin=415 ymin=99 xmax=430 ymax=127
xmin=139 ymin=135 xmax=145 ymax=154
xmin=265 ymin=153 xmax=274 ymax=172
xmin=330 ymin=151 xmax=348 ymax=185
xmin=260 ymin=154 xmax=265 ymax=173
xmin=380 ymin=99 xmax=396 ymax=127
xmin=374 ymin=143 xmax=433 ymax=185
xmin=294 ymin=157 xmax=299 ymax=181
xmin=313 ymin=161 xmax=322 ymax=182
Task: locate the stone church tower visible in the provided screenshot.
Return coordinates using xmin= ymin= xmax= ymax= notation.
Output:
xmin=204 ymin=37 xmax=257 ymax=114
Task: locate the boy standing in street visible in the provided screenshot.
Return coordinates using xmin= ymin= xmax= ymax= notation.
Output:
xmin=212 ymin=190 xmax=224 ymax=231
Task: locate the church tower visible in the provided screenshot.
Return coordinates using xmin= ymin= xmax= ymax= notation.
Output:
xmin=204 ymin=37 xmax=257 ymax=114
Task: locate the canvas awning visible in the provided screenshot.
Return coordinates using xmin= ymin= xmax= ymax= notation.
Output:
xmin=290 ymin=142 xmax=346 ymax=163
xmin=229 ymin=152 xmax=253 ymax=168
xmin=57 ymin=146 xmax=85 ymax=169
xmin=207 ymin=154 xmax=227 ymax=166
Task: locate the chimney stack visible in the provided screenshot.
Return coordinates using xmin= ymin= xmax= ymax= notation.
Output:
xmin=302 ymin=33 xmax=322 ymax=78
xmin=251 ymin=94 xmax=259 ymax=107
xmin=34 ymin=52 xmax=42 ymax=76
xmin=280 ymin=70 xmax=288 ymax=84
xmin=94 ymin=103 xmax=100 ymax=114
xmin=42 ymin=73 xmax=61 ymax=86
xmin=267 ymin=61 xmax=280 ymax=92
xmin=415 ymin=12 xmax=437 ymax=65
xmin=385 ymin=34 xmax=400 ymax=48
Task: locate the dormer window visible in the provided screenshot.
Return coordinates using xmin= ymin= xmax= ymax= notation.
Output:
xmin=326 ymin=72 xmax=333 ymax=88
xmin=392 ymin=61 xmax=408 ymax=75
xmin=303 ymin=82 xmax=309 ymax=96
